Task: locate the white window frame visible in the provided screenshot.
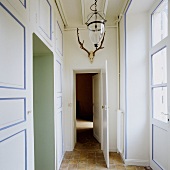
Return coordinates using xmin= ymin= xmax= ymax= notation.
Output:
xmin=149 ymin=0 xmax=170 ymax=169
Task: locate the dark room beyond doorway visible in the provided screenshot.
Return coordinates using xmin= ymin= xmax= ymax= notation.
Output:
xmin=76 ymin=73 xmax=97 ymax=121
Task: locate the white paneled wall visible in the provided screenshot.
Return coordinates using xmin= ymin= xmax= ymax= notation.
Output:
xmin=63 ymin=28 xmax=118 ymax=152
xmin=0 ymin=130 xmax=26 ymax=170
xmin=39 ymin=0 xmax=52 ymax=39
xmin=119 ymin=11 xmax=150 ymax=166
xmin=0 ymin=0 xmax=64 ymax=169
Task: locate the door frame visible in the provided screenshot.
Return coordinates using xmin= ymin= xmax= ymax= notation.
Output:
xmin=71 ymin=69 xmax=103 ymax=150
xmin=149 ymin=1 xmax=170 ymax=169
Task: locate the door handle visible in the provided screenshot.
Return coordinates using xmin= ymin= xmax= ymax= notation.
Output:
xmin=102 ymin=105 xmax=109 ymax=110
xmin=27 ymin=110 xmax=32 ymax=114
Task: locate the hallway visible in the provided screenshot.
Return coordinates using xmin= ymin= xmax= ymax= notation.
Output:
xmin=60 ymin=119 xmax=150 ymax=170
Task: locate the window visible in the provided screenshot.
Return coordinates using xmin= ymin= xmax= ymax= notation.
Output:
xmin=152 ymin=47 xmax=167 ymax=85
xmin=151 ymin=0 xmax=168 ymax=123
xmin=152 ymin=48 xmax=168 ymax=123
xmin=152 ymin=0 xmax=168 ymax=46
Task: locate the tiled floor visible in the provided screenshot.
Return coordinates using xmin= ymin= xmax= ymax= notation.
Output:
xmin=60 ymin=119 xmax=151 ymax=170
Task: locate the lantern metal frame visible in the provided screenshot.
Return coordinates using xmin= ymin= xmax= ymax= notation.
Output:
xmin=85 ymin=0 xmax=107 ymax=48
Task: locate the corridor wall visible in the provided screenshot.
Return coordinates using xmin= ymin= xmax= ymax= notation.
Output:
xmin=0 ymin=0 xmax=64 ymax=169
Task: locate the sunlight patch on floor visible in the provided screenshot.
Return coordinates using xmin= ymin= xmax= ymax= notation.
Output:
xmin=76 ymin=119 xmax=93 ymax=130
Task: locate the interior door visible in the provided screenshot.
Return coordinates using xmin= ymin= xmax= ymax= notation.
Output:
xmin=102 ymin=60 xmax=109 ymax=168
xmin=150 ymin=47 xmax=170 ymax=170
xmin=0 ymin=2 xmax=33 ymax=169
xmin=93 ymin=74 xmax=101 ymax=143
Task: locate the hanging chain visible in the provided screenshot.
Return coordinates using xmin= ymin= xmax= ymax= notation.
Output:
xmin=90 ymin=0 xmax=98 ymax=12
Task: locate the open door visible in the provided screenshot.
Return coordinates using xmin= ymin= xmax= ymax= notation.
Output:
xmin=93 ymin=74 xmax=101 ymax=143
xmin=102 ymin=60 xmax=109 ymax=168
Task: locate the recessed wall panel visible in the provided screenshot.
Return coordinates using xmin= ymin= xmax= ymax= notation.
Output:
xmin=56 ymin=111 xmax=63 ymax=165
xmin=19 ymin=0 xmax=26 ymax=7
xmin=0 ymin=4 xmax=25 ymax=89
xmin=56 ymin=61 xmax=62 ymax=93
xmin=56 ymin=21 xmax=63 ymax=56
xmin=153 ymin=125 xmax=168 ymax=169
xmin=39 ymin=0 xmax=51 ymax=39
xmin=0 ymin=130 xmax=27 ymax=170
xmin=0 ymin=98 xmax=26 ymax=130
xmin=57 ymin=96 xmax=62 ymax=109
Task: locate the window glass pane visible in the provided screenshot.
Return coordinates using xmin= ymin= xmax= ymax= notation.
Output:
xmin=153 ymin=87 xmax=168 ymax=123
xmin=152 ymin=47 xmax=167 ymax=85
xmin=152 ymin=0 xmax=168 ymax=46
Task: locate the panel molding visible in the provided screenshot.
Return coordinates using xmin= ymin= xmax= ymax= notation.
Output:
xmin=0 ymin=3 xmax=26 ymax=90
xmin=0 ymin=130 xmax=27 ymax=170
xmin=39 ymin=0 xmax=52 ymax=40
xmin=56 ymin=21 xmax=63 ymax=56
xmin=152 ymin=124 xmax=168 ymax=169
xmin=19 ymin=0 xmax=26 ymax=8
xmin=57 ymin=96 xmax=62 ymax=109
xmin=0 ymin=98 xmax=26 ymax=131
xmin=56 ymin=111 xmax=64 ymax=169
xmin=56 ymin=60 xmax=62 ymax=93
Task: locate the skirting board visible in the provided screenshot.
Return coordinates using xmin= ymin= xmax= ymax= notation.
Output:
xmin=109 ymin=148 xmax=117 ymax=152
xmin=120 ymin=153 xmax=150 ymax=167
xmin=93 ymin=133 xmax=100 ymax=143
xmin=57 ymin=153 xmax=65 ymax=170
xmin=65 ymin=145 xmax=73 ymax=151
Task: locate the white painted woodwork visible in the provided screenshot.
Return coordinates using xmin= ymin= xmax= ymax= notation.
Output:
xmin=93 ymin=74 xmax=101 ymax=143
xmin=0 ymin=5 xmax=25 ymax=89
xmin=0 ymin=130 xmax=26 ymax=170
xmin=55 ymin=57 xmax=64 ymax=169
xmin=149 ymin=1 xmax=170 ymax=169
xmin=56 ymin=21 xmax=63 ymax=55
xmin=123 ymin=11 xmax=149 ymax=164
xmin=0 ymin=0 xmax=64 ymax=169
xmin=119 ymin=17 xmax=126 ymax=112
xmin=152 ymin=125 xmax=168 ymax=169
xmin=0 ymin=99 xmax=25 ymax=130
xmin=6 ymin=0 xmax=28 ymax=18
xmin=56 ymin=111 xmax=64 ymax=168
xmin=2 ymin=0 xmax=170 ymax=169
xmin=39 ymin=0 xmax=51 ymax=39
xmin=56 ymin=60 xmax=62 ymax=93
xmin=19 ymin=0 xmax=25 ymax=6
xmin=57 ymin=96 xmax=62 ymax=109
xmin=59 ymin=0 xmax=126 ymax=27
xmin=102 ymin=60 xmax=109 ymax=168
xmin=0 ymin=1 xmax=33 ymax=169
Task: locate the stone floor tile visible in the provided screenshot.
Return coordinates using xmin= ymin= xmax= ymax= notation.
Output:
xmin=59 ymin=119 xmax=152 ymax=170
xmin=68 ymin=164 xmax=78 ymax=170
xmin=125 ymin=165 xmax=136 ymax=170
xmin=69 ymin=159 xmax=79 ymax=164
xmin=136 ymin=166 xmax=145 ymax=170
xmin=116 ymin=165 xmax=126 ymax=170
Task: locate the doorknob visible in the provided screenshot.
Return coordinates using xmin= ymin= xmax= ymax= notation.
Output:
xmin=27 ymin=110 xmax=32 ymax=114
xmin=102 ymin=105 xmax=105 ymax=109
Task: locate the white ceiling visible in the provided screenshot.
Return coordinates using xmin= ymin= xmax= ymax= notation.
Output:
xmin=56 ymin=0 xmax=127 ymax=28
xmin=127 ymin=0 xmax=160 ymax=14
xmin=55 ymin=0 xmax=159 ymax=28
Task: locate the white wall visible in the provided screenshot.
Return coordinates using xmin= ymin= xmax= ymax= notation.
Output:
xmin=126 ymin=12 xmax=149 ymax=165
xmin=120 ymin=17 xmax=126 ymax=113
xmin=0 ymin=0 xmax=64 ymax=169
xmin=63 ymin=28 xmax=118 ymax=151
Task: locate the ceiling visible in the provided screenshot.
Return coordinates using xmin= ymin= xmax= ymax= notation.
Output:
xmin=55 ymin=0 xmax=127 ymax=28
xmin=55 ymin=0 xmax=159 ymax=29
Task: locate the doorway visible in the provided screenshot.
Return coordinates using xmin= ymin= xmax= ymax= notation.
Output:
xmin=75 ymin=73 xmax=101 ymax=146
xmin=33 ymin=33 xmax=55 ymax=170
